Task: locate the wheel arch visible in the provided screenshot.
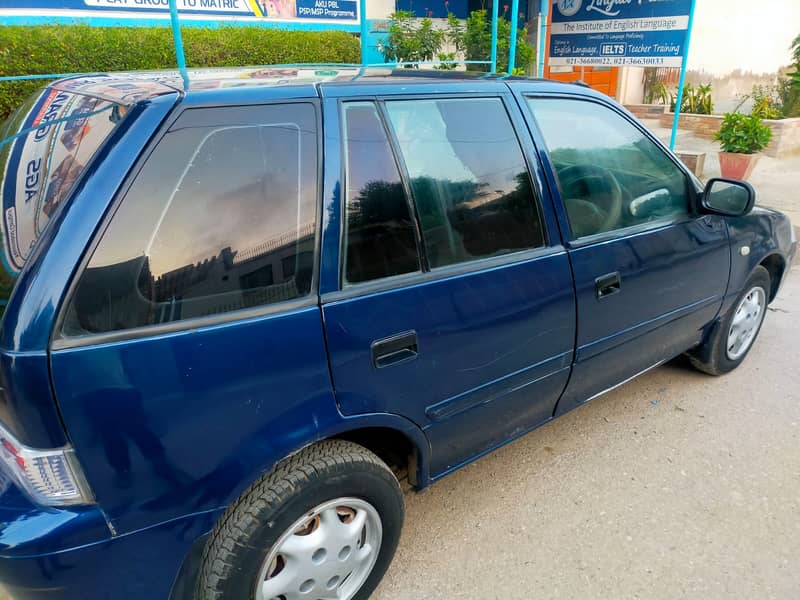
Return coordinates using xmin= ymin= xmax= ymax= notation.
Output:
xmin=270 ymin=419 xmax=431 ymax=492
xmin=170 ymin=414 xmax=430 ymax=600
xmin=312 ymin=413 xmax=432 ymax=490
xmin=759 ymin=253 xmax=786 ymax=302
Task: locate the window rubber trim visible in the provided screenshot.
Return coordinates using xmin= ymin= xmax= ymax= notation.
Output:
xmin=517 ymin=91 xmax=705 ymax=242
xmin=336 ymin=98 xmax=426 ymax=289
xmin=322 ymin=245 xmax=566 ymax=304
xmin=50 ymin=98 xmax=324 ymax=352
xmin=565 ymin=214 xmax=697 ymax=250
xmin=336 ymin=93 xmax=552 ymax=292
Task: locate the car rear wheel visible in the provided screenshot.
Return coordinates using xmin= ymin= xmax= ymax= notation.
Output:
xmin=688 ymin=265 xmax=770 ymax=375
xmin=197 ymin=440 xmax=404 ymax=600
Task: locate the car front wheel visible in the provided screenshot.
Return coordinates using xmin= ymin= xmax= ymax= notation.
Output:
xmin=689 ymin=265 xmax=770 ymax=375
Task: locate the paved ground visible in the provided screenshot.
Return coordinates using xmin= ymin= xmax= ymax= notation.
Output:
xmin=373 ymin=263 xmax=799 ymax=600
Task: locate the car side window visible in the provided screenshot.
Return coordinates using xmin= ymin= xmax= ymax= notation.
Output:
xmin=527 ymin=98 xmax=691 ymax=239
xmin=384 ymin=98 xmax=544 ymax=269
xmin=342 ymin=102 xmax=421 ymax=285
xmin=62 ymin=103 xmax=318 ymax=337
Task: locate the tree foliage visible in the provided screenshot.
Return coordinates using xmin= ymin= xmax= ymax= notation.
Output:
xmin=382 ymin=11 xmax=444 ymax=65
xmin=382 ymin=9 xmax=535 ymax=74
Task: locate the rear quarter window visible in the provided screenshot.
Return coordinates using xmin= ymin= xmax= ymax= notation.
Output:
xmin=61 ymin=102 xmax=319 ymax=338
xmin=0 ymin=87 xmax=125 ymax=319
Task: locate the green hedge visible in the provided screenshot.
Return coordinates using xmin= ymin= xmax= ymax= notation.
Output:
xmin=0 ymin=25 xmax=361 ymax=120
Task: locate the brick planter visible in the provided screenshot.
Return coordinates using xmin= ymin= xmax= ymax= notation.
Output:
xmin=653 ymin=111 xmax=800 ymax=158
xmin=625 ymin=103 xmax=668 ymax=120
xmin=763 ymin=118 xmax=800 ymax=158
xmin=658 ymin=112 xmax=724 ymax=139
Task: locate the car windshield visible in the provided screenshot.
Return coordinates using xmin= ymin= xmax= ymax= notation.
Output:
xmin=0 ymin=86 xmax=125 ymax=319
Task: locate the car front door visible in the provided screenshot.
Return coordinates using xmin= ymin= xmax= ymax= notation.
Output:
xmin=515 ymin=89 xmax=730 ymax=415
xmin=319 ymin=85 xmax=576 ymax=477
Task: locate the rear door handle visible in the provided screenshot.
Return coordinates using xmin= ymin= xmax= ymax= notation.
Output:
xmin=595 ymin=272 xmax=622 ymax=299
xmin=371 ymin=331 xmax=418 ymax=369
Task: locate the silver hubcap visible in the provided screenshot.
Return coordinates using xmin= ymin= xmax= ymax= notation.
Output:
xmin=727 ymin=286 xmax=766 ymax=360
xmin=255 ymin=498 xmax=382 ymax=600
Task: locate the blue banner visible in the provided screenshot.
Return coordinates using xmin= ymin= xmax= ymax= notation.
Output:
xmin=0 ymin=0 xmax=359 ymax=23
xmin=549 ymin=0 xmax=692 ymax=67
xmin=394 ymin=0 xmax=469 ymax=19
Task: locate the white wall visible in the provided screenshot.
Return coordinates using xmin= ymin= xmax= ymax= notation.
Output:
xmin=618 ymin=67 xmax=645 ymax=104
xmin=367 ymin=0 xmax=395 ymax=19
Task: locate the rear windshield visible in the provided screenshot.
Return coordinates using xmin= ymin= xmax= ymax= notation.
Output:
xmin=0 ymin=87 xmax=125 ymax=319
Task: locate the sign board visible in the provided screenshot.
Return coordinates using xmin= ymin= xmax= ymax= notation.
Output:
xmin=549 ymin=0 xmax=692 ymax=67
xmin=0 ymin=0 xmax=359 ymax=24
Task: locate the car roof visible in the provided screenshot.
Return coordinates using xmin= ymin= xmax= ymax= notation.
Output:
xmin=45 ymin=65 xmax=590 ymax=105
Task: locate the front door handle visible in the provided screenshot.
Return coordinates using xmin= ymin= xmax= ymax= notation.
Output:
xmin=371 ymin=331 xmax=418 ymax=369
xmin=595 ymin=272 xmax=622 ymax=299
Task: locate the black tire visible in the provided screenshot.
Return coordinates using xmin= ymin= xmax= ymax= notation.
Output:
xmin=197 ymin=440 xmax=404 ymax=600
xmin=688 ymin=265 xmax=771 ymax=375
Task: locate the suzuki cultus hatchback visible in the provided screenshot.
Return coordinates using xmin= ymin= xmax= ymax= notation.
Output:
xmin=0 ymin=68 xmax=795 ymax=600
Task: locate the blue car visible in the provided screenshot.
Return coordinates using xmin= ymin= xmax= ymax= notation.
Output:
xmin=0 ymin=67 xmax=795 ymax=600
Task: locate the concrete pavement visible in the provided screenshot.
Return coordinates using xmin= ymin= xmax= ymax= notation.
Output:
xmin=374 ymin=264 xmax=800 ymax=600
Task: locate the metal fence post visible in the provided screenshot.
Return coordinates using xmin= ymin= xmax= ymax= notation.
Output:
xmin=168 ymin=0 xmax=189 ymax=88
xmin=507 ymin=0 xmax=520 ymax=74
xmin=537 ymin=0 xmax=548 ymax=78
xmin=670 ymin=0 xmax=697 ymax=151
xmin=490 ymin=0 xmax=500 ymax=73
xmin=360 ymin=0 xmax=368 ymax=66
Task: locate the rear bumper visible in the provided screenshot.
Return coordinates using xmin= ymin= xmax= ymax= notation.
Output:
xmin=0 ymin=480 xmax=220 ymax=600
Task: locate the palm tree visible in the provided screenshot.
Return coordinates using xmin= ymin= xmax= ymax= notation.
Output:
xmin=791 ymin=34 xmax=800 ymax=89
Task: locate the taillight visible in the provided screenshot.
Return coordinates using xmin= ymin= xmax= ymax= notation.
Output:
xmin=0 ymin=422 xmax=93 ymax=506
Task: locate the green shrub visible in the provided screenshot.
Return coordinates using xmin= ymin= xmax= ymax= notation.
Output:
xmin=670 ymin=83 xmax=713 ymax=115
xmin=0 ymin=25 xmax=360 ymax=120
xmin=749 ymin=85 xmax=783 ymax=120
xmin=715 ymin=112 xmax=773 ymax=154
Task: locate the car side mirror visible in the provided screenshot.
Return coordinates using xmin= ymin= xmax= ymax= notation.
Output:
xmin=701 ymin=178 xmax=755 ymax=217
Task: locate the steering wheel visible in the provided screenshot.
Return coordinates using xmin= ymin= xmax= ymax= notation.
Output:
xmin=558 ymin=165 xmax=625 ymax=237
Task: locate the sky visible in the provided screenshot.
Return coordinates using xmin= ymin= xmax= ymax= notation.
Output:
xmin=687 ymin=0 xmax=800 ymax=75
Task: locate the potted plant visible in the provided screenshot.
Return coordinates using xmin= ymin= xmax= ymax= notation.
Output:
xmin=714 ymin=112 xmax=773 ymax=180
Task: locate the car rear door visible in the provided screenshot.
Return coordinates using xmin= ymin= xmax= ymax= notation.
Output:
xmin=512 ymin=85 xmax=730 ymax=415
xmin=319 ymin=82 xmax=576 ymax=477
